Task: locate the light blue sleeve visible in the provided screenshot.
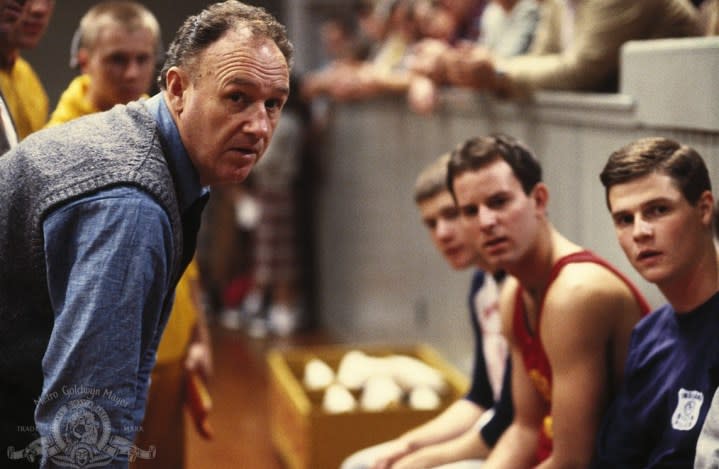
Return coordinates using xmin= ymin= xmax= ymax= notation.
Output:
xmin=37 ymin=186 xmax=174 ymax=467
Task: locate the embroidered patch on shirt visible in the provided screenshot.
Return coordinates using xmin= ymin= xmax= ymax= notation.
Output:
xmin=672 ymin=388 xmax=704 ymax=431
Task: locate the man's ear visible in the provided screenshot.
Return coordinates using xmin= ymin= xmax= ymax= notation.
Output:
xmin=531 ymin=182 xmax=549 ymax=214
xmin=698 ymin=190 xmax=715 ymax=227
xmin=76 ymin=48 xmax=89 ymax=73
xmin=165 ymin=66 xmax=189 ymax=114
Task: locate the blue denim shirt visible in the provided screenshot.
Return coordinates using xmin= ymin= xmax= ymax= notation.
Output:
xmin=36 ymin=94 xmax=208 ymax=467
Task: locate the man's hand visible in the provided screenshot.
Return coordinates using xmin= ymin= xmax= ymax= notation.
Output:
xmin=408 ymin=75 xmax=439 ymax=115
xmin=185 ymin=341 xmax=213 ymax=380
xmin=444 ymin=46 xmax=497 ymax=90
xmin=407 ymin=39 xmax=451 ymax=83
xmin=370 ymin=438 xmax=414 ymax=469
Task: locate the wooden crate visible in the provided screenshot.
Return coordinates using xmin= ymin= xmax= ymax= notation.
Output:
xmin=267 ymin=344 xmax=469 ymax=469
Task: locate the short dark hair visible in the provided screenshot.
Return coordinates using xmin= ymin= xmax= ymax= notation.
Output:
xmin=600 ymin=137 xmax=711 ymax=208
xmin=447 ymin=133 xmax=542 ymax=200
xmin=158 ymin=0 xmax=293 ymax=89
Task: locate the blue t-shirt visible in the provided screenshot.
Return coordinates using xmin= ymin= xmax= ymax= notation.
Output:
xmin=593 ymin=291 xmax=719 ymax=468
xmin=464 ymin=270 xmax=513 ymax=447
xmin=465 ymin=270 xmax=496 ymax=409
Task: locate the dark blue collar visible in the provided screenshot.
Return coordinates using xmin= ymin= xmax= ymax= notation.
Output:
xmin=144 ymin=93 xmax=209 ymax=213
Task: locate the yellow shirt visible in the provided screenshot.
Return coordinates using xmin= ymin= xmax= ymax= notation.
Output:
xmin=47 ymin=73 xmax=197 ymax=364
xmin=46 ymin=75 xmax=98 ymax=128
xmin=156 ymin=259 xmax=199 ymax=364
xmin=0 ymin=56 xmax=48 ymax=139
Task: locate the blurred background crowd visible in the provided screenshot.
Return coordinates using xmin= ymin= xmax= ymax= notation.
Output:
xmin=8 ymin=0 xmax=716 ymax=341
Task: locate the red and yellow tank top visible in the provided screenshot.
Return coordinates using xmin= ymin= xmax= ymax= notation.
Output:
xmin=512 ymin=250 xmax=650 ymax=463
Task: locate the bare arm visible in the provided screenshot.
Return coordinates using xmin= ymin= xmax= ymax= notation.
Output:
xmin=370 ymin=399 xmax=484 ymax=469
xmin=389 ymin=422 xmax=492 ymax=469
xmin=535 ymin=264 xmax=639 ymax=469
xmin=500 ymin=0 xmax=700 ymax=95
xmin=400 ymin=398 xmax=485 ymax=447
xmin=185 ymin=262 xmax=213 ymax=379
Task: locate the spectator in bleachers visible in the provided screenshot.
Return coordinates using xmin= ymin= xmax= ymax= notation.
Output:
xmin=408 ymin=0 xmax=539 ymax=113
xmin=442 ymin=0 xmax=487 ymax=43
xmin=700 ymin=0 xmax=719 ymax=34
xmin=0 ymin=0 xmax=53 ymax=139
xmin=355 ymin=0 xmax=393 ymax=54
xmin=441 ymin=0 xmax=702 ymax=98
xmin=595 ymin=137 xmax=719 ymax=468
xmin=476 ymin=0 xmax=540 ymax=58
xmin=301 ymin=12 xmax=370 ymax=103
xmin=402 ymin=1 xmax=461 ymax=113
xmin=324 ymin=0 xmax=422 ymax=102
xmin=300 ymin=0 xmax=539 ymax=113
xmin=413 ymin=0 xmax=458 ymax=42
xmin=341 ymin=152 xmax=512 ymax=469
xmin=369 ymin=0 xmax=415 ymax=75
xmin=322 ymin=11 xmax=365 ymax=61
xmin=303 ymin=0 xmax=426 ymax=104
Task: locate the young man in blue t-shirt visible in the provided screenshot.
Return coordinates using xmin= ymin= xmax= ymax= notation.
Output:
xmin=596 ymin=137 xmax=719 ymax=467
xmin=341 ymin=153 xmax=513 ymax=469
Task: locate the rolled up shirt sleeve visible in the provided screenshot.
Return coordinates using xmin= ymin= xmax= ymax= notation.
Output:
xmin=37 ymin=186 xmax=174 ymax=467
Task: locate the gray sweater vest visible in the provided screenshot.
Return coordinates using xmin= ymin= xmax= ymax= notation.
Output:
xmin=0 ymin=101 xmax=184 ymax=448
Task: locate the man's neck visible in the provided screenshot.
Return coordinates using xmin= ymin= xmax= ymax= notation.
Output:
xmin=86 ymin=86 xmax=111 ymax=113
xmin=497 ymin=0 xmax=519 ymax=12
xmin=506 ymin=223 xmax=553 ymax=298
xmin=662 ymin=242 xmax=719 ymax=313
xmin=0 ymin=47 xmax=18 ymax=71
xmin=507 ymin=224 xmax=581 ymax=301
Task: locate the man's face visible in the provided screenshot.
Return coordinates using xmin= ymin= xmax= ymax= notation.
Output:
xmin=12 ymin=0 xmax=53 ymax=49
xmin=418 ymin=190 xmax=478 ymax=270
xmin=608 ymin=172 xmax=713 ymax=288
xmin=0 ymin=0 xmax=24 ymax=38
xmin=320 ymin=21 xmax=351 ymax=59
xmin=416 ymin=4 xmax=456 ymax=41
xmin=453 ymin=159 xmax=543 ymax=271
xmin=79 ymin=23 xmax=156 ymax=110
xmin=166 ymin=27 xmax=289 ymax=186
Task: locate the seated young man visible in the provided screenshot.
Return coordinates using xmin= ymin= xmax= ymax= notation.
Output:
xmin=342 ymin=153 xmax=513 ymax=469
xmin=447 ymin=134 xmax=650 ymax=468
xmin=594 ymin=137 xmax=719 ymax=467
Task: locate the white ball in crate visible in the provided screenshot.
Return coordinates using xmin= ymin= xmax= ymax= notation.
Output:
xmin=303 ymin=358 xmax=335 ymax=390
xmin=336 ymin=350 xmax=375 ymax=390
xmin=408 ymin=385 xmax=441 ymax=410
xmin=360 ymin=375 xmax=403 ymax=412
xmin=322 ymin=384 xmax=357 ymax=414
xmin=387 ymin=355 xmax=447 ymax=394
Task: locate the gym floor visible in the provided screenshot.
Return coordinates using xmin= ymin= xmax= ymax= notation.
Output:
xmin=186 ymin=324 xmax=333 ymax=469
